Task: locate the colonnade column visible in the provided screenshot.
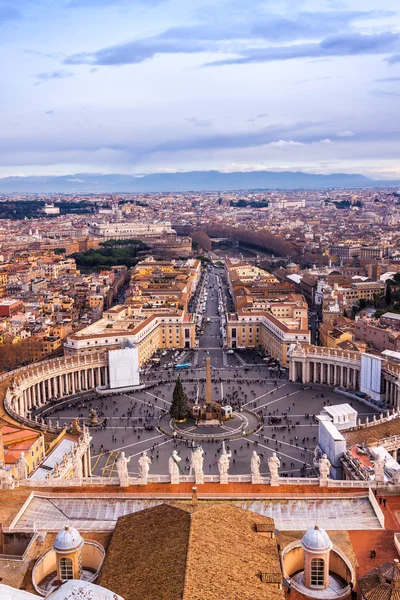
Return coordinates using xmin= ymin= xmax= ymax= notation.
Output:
xmin=71 ymin=372 xmax=76 ymax=394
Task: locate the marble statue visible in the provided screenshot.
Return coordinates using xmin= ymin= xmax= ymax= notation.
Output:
xmin=15 ymin=452 xmax=28 ymax=480
xmin=83 ymin=424 xmax=91 ymax=445
xmin=374 ymin=454 xmax=385 ymax=484
xmin=116 ymin=452 xmax=131 ymax=487
xmin=53 ymin=463 xmax=62 ymax=478
xmin=169 ymin=450 xmax=182 ymax=484
xmin=191 ymin=445 xmax=204 ymax=484
xmin=0 ymin=462 xmax=14 ymax=490
xmin=218 ymin=442 xmax=231 ymax=484
xmin=73 ymin=455 xmax=83 ymax=480
xmin=251 ymin=451 xmax=261 ymax=484
xmin=138 ymin=451 xmax=152 ymax=484
xmin=319 ymin=453 xmax=331 ymax=483
xmin=268 ymin=452 xmax=280 ymax=485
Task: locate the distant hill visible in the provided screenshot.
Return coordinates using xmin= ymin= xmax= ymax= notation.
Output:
xmin=0 ymin=170 xmax=397 ymax=193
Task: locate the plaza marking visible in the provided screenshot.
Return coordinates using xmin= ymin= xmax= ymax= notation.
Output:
xmin=254 ymin=431 xmax=312 ymax=456
xmin=126 ymin=437 xmax=175 ymax=461
xmin=91 ymin=433 xmax=166 ymax=459
xmin=145 ymin=391 xmax=171 ymax=405
xmin=123 ymin=394 xmax=165 ymax=410
xmin=247 ymin=438 xmax=312 ymax=467
xmin=257 ymin=387 xmax=311 ymax=411
xmin=242 ymin=385 xmax=286 ymax=407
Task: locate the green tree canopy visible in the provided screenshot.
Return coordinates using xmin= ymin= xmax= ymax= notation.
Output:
xmin=170 ymin=376 xmax=189 ymax=421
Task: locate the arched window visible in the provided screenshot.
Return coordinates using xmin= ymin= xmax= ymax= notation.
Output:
xmin=59 ymin=557 xmax=74 ymax=580
xmin=310 ymin=558 xmax=325 ymax=587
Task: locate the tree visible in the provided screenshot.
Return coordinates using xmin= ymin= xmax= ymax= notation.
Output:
xmin=170 ymin=377 xmax=189 ymax=421
xmin=386 ymin=284 xmax=392 ymax=306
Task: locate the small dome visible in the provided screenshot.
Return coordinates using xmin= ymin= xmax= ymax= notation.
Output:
xmin=301 ymin=525 xmax=333 ymax=554
xmin=53 ymin=525 xmax=84 ymax=554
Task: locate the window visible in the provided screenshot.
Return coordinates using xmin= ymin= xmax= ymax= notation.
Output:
xmin=59 ymin=557 xmax=74 ymax=580
xmin=310 ymin=558 xmax=325 ymax=587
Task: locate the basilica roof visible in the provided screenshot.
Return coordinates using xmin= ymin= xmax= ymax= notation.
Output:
xmin=99 ymin=503 xmax=283 ymax=600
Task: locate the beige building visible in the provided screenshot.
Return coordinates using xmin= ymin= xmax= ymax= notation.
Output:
xmin=64 ymin=304 xmax=196 ymax=366
xmin=225 ymin=259 xmax=310 ymax=366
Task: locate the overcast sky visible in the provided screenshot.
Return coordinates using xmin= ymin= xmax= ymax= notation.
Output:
xmin=1 ymin=0 xmax=400 ymax=179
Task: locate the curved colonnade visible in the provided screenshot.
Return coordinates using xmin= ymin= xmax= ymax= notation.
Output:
xmin=2 ymin=352 xmax=108 ymax=427
xmin=289 ymin=346 xmax=400 ymax=407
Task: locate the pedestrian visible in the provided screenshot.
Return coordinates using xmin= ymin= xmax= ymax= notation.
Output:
xmin=379 ymin=497 xmax=382 ymax=505
xmin=383 ymin=498 xmax=387 ymax=507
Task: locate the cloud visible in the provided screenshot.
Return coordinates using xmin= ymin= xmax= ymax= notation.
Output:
xmin=0 ymin=5 xmax=21 ymax=24
xmin=45 ymin=110 xmax=55 ymax=115
xmin=375 ymin=76 xmax=400 ymax=82
xmin=336 ymin=131 xmax=355 ymax=137
xmin=35 ymin=70 xmax=74 ymax=84
xmin=319 ymin=138 xmax=333 ymax=144
xmin=386 ymin=54 xmax=400 ymax=64
xmin=152 ymin=121 xmax=323 ymax=154
xmin=64 ymin=11 xmax=396 ymax=66
xmin=205 ymin=32 xmax=400 ymax=67
xmin=185 ymin=117 xmax=211 ymax=127
xmin=268 ymin=140 xmax=305 ymax=149
xmin=247 ymin=113 xmax=269 ymax=122
xmin=371 ymin=89 xmax=400 ymax=98
xmin=66 ymin=0 xmax=163 ymax=6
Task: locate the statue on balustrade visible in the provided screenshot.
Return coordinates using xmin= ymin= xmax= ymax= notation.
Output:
xmin=218 ymin=442 xmax=231 ymax=484
xmin=15 ymin=452 xmax=28 ymax=480
xmin=251 ymin=451 xmax=261 ymax=483
xmin=268 ymin=452 xmax=280 ymax=485
xmin=191 ymin=445 xmax=204 ymax=484
xmin=319 ymin=454 xmax=331 ymax=482
xmin=73 ymin=450 xmax=84 ymax=480
xmin=169 ymin=450 xmax=182 ymax=484
xmin=0 ymin=462 xmax=15 ymax=490
xmin=116 ymin=452 xmax=131 ymax=487
xmin=374 ymin=454 xmax=385 ymax=485
xmin=138 ymin=451 xmax=152 ymax=484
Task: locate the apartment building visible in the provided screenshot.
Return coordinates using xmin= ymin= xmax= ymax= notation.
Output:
xmin=225 ymin=260 xmax=310 ymax=365
xmin=354 ymin=317 xmax=400 ymax=354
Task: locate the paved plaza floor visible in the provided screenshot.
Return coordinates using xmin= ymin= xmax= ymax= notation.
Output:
xmin=33 ymin=368 xmax=380 ymax=479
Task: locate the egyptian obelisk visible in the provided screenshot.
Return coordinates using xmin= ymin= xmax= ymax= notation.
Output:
xmin=205 ymin=351 xmax=212 ymax=405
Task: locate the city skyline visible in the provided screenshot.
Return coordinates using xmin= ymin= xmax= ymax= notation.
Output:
xmin=1 ymin=0 xmax=400 ymax=179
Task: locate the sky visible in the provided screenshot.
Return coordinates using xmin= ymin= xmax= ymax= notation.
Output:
xmin=1 ymin=0 xmax=400 ymax=179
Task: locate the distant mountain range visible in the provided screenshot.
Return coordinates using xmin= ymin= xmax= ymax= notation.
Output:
xmin=0 ymin=170 xmax=398 ymax=193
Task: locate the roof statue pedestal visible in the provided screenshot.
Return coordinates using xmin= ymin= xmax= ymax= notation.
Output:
xmin=169 ymin=450 xmax=182 ymax=484
xmin=319 ymin=453 xmax=331 ymax=486
xmin=218 ymin=441 xmax=231 ymax=484
xmin=268 ymin=452 xmax=281 ymax=486
xmin=138 ymin=451 xmax=151 ymax=485
xmin=251 ymin=451 xmax=262 ymax=484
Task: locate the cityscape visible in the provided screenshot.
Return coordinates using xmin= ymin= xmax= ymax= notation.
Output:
xmin=2 ymin=0 xmax=400 ymax=599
